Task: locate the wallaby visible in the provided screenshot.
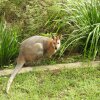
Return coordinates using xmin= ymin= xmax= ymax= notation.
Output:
xmin=6 ymin=34 xmax=61 ymax=93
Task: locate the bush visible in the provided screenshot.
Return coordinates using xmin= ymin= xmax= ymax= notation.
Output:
xmin=0 ymin=0 xmax=69 ymax=38
xmin=59 ymin=0 xmax=100 ymax=60
xmin=0 ymin=22 xmax=19 ymax=67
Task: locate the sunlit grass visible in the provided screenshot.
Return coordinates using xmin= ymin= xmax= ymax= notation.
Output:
xmin=0 ymin=66 xmax=100 ymax=99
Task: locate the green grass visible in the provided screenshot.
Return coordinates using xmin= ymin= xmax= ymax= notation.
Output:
xmin=0 ymin=22 xmax=19 ymax=67
xmin=0 ymin=66 xmax=100 ymax=100
xmin=59 ymin=0 xmax=100 ymax=59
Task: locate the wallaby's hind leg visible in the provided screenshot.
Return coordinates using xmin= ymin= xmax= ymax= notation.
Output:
xmin=6 ymin=54 xmax=25 ymax=94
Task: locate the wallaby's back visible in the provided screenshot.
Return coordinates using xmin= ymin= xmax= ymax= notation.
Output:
xmin=20 ymin=36 xmax=52 ymax=61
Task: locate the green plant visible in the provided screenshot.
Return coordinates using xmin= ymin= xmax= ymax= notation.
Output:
xmin=59 ymin=0 xmax=100 ymax=60
xmin=0 ymin=0 xmax=70 ymax=39
xmin=0 ymin=22 xmax=19 ymax=67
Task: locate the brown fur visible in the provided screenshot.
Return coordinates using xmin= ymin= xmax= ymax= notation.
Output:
xmin=46 ymin=40 xmax=55 ymax=57
xmin=6 ymin=35 xmax=61 ymax=93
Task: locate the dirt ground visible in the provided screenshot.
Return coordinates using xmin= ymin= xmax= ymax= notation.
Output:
xmin=0 ymin=61 xmax=100 ymax=76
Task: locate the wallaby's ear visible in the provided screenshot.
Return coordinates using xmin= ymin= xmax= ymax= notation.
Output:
xmin=51 ymin=33 xmax=55 ymax=40
xmin=57 ymin=34 xmax=62 ymax=39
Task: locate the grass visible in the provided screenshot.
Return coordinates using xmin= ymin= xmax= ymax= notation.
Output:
xmin=0 ymin=66 xmax=100 ymax=100
xmin=59 ymin=0 xmax=100 ymax=59
xmin=0 ymin=22 xmax=19 ymax=67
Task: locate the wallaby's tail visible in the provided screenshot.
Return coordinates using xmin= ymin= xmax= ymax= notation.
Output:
xmin=6 ymin=61 xmax=25 ymax=94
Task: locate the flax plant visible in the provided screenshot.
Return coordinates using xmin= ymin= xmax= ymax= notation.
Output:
xmin=59 ymin=0 xmax=100 ymax=60
xmin=0 ymin=22 xmax=19 ymax=66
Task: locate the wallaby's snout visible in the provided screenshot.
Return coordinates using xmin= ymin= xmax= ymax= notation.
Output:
xmin=55 ymin=46 xmax=57 ymax=50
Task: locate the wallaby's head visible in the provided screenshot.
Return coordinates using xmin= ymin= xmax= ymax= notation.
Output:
xmin=46 ymin=34 xmax=62 ymax=57
xmin=51 ymin=34 xmax=62 ymax=52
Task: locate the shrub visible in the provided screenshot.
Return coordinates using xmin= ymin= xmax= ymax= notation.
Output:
xmin=0 ymin=22 xmax=19 ymax=67
xmin=59 ymin=0 xmax=100 ymax=60
xmin=0 ymin=0 xmax=69 ymax=39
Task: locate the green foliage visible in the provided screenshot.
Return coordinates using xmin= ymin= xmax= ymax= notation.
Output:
xmin=0 ymin=22 xmax=19 ymax=67
xmin=59 ymin=0 xmax=100 ymax=60
xmin=0 ymin=0 xmax=100 ymax=61
xmin=0 ymin=67 xmax=100 ymax=99
xmin=0 ymin=0 xmax=69 ymax=38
